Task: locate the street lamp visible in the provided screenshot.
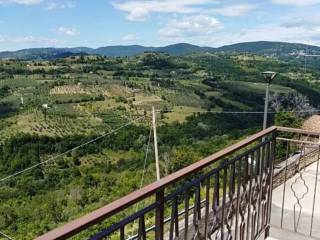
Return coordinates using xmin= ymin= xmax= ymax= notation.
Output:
xmin=262 ymin=71 xmax=277 ymax=130
xmin=42 ymin=103 xmax=49 ymax=122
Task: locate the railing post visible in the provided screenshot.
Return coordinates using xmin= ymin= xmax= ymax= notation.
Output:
xmin=155 ymin=189 xmax=164 ymax=240
xmin=265 ymin=131 xmax=277 ymax=239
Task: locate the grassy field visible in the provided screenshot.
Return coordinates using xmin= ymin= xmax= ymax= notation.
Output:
xmin=164 ymin=106 xmax=207 ymax=123
xmin=223 ymin=81 xmax=295 ymax=94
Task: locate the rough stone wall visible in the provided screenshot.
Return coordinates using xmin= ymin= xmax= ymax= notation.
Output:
xmin=273 ymin=150 xmax=319 ymax=189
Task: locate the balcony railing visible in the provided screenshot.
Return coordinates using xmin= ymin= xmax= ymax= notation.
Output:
xmin=35 ymin=126 xmax=320 ymax=240
xmin=271 ymin=127 xmax=320 ymax=238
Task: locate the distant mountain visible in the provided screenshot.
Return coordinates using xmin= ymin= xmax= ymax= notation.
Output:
xmin=0 ymin=43 xmax=215 ymax=60
xmin=156 ymin=43 xmax=212 ymax=55
xmin=1 ymin=41 xmax=320 ymax=60
xmin=95 ymin=45 xmax=154 ymax=57
xmin=218 ymin=41 xmax=320 ymax=57
xmin=94 ymin=43 xmax=213 ymax=56
xmin=0 ymin=48 xmax=89 ymax=60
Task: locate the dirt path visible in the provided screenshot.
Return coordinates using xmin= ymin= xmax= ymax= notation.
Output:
xmin=302 ymin=115 xmax=320 ymax=132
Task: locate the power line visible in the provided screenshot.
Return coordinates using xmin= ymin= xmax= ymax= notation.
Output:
xmin=139 ymin=125 xmax=152 ymax=189
xmin=1 ymin=107 xmax=318 ymax=183
xmin=128 ymin=125 xmax=152 ymax=238
xmin=158 ymin=109 xmax=320 ymax=114
xmin=0 ymin=231 xmax=14 ymax=240
xmin=0 ymin=115 xmax=145 ymax=184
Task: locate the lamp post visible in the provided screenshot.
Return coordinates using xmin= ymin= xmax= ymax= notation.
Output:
xmin=42 ymin=103 xmax=49 ymax=122
xmin=262 ymin=71 xmax=277 ymax=130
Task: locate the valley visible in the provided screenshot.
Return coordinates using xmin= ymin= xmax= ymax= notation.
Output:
xmin=0 ymin=43 xmax=320 ymax=239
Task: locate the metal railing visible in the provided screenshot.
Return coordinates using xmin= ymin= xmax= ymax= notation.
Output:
xmin=272 ymin=127 xmax=320 ymax=238
xmin=35 ymin=126 xmax=320 ymax=240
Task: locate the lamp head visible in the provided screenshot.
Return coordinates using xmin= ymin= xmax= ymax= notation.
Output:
xmin=42 ymin=103 xmax=49 ymax=109
xmin=262 ymin=71 xmax=277 ymax=83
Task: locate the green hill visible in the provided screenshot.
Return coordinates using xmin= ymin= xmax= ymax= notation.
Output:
xmin=218 ymin=41 xmax=320 ymax=56
xmin=2 ymin=41 xmax=320 ymax=60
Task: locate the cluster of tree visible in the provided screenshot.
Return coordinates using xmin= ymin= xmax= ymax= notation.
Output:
xmin=279 ymin=80 xmax=320 ymax=107
xmin=0 ymin=102 xmax=16 ymax=116
xmin=0 ymin=72 xmax=14 ymax=79
xmin=150 ymin=76 xmax=175 ymax=88
xmin=270 ymin=92 xmax=315 ymax=118
xmin=54 ymin=95 xmax=105 ymax=105
xmin=113 ymin=69 xmax=148 ymax=78
xmin=219 ymin=83 xmax=265 ymax=110
xmin=139 ymin=53 xmax=175 ymax=69
xmin=0 ymin=85 xmax=10 ymax=97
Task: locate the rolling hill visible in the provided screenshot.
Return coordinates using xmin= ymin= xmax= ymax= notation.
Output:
xmin=1 ymin=41 xmax=320 ymax=60
xmin=218 ymin=41 xmax=320 ymax=56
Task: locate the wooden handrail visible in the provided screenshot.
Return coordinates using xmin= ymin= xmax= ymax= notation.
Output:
xmin=36 ymin=126 xmax=277 ymax=240
xmin=276 ymin=126 xmax=320 ymax=136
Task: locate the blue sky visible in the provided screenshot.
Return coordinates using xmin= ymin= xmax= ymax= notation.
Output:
xmin=0 ymin=0 xmax=320 ymax=51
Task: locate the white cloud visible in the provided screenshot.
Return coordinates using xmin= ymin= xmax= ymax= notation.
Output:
xmin=0 ymin=35 xmax=58 ymax=45
xmin=127 ymin=7 xmax=149 ymax=21
xmin=159 ymin=15 xmax=222 ymax=41
xmin=213 ymin=25 xmax=320 ymax=46
xmin=113 ymin=0 xmax=216 ymax=21
xmin=0 ymin=0 xmax=42 ymax=5
xmin=272 ymin=0 xmax=320 ymax=6
xmin=0 ymin=0 xmax=76 ymax=8
xmin=280 ymin=13 xmax=320 ymax=32
xmin=46 ymin=1 xmax=75 ymax=10
xmin=122 ymin=34 xmax=138 ymax=41
xmin=156 ymin=11 xmax=320 ymax=47
xmin=209 ymin=4 xmax=257 ymax=17
xmin=113 ymin=1 xmax=256 ymax=22
xmin=57 ymin=27 xmax=78 ymax=36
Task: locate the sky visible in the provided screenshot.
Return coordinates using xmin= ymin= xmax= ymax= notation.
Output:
xmin=0 ymin=0 xmax=320 ymax=51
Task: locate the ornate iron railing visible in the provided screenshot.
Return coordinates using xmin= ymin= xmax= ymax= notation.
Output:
xmin=36 ymin=126 xmax=320 ymax=240
xmin=272 ymin=127 xmax=320 ymax=238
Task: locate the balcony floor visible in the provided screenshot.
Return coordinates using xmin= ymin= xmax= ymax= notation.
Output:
xmin=269 ymin=226 xmax=317 ymax=240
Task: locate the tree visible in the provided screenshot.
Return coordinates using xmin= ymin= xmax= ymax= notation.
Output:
xmin=48 ymin=198 xmax=65 ymax=223
xmin=274 ymin=112 xmax=302 ymax=128
xmin=270 ymin=92 xmax=315 ymax=118
xmin=0 ymin=204 xmax=17 ymax=228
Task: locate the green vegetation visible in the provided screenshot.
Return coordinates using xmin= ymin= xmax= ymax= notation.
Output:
xmin=0 ymin=48 xmax=319 ymax=239
xmin=2 ymin=41 xmax=320 ymax=60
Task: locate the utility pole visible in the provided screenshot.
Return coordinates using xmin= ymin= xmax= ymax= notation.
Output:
xmin=152 ymin=106 xmax=160 ymax=181
xmin=262 ymin=71 xmax=277 ymax=130
xmin=263 ymin=82 xmax=270 ymax=130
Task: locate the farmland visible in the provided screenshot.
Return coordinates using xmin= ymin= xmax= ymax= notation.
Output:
xmin=0 ymin=51 xmax=320 ymax=239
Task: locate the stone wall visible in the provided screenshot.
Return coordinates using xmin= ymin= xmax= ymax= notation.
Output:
xmin=273 ymin=150 xmax=319 ymax=189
